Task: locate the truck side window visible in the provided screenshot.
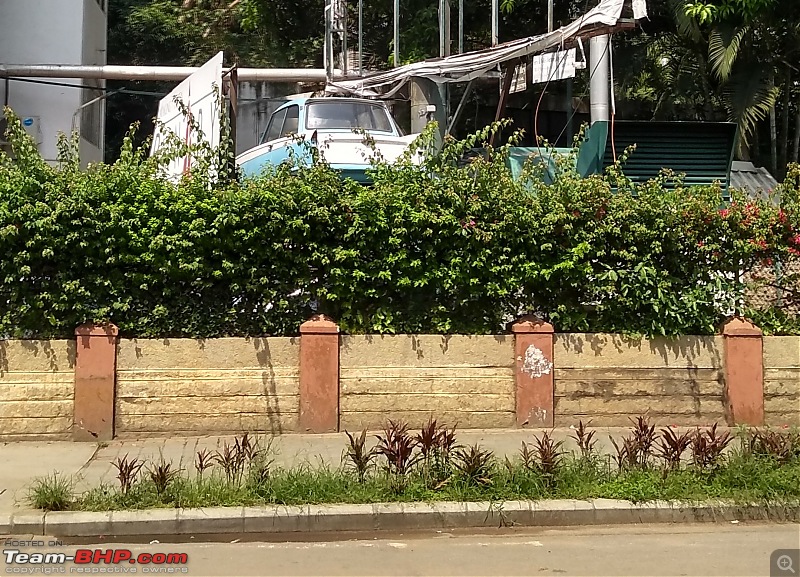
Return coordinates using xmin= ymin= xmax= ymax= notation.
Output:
xmin=262 ymin=108 xmax=287 ymax=143
xmin=281 ymin=106 xmax=299 ymax=137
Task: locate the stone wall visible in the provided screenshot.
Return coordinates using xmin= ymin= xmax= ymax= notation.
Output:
xmin=763 ymin=337 xmax=800 ymax=426
xmin=115 ymin=338 xmax=300 ymax=436
xmin=340 ymin=335 xmax=515 ymax=430
xmin=0 ymin=340 xmax=75 ymax=439
xmin=4 ymin=325 xmax=796 ymax=440
xmin=554 ymin=335 xmax=726 ymax=426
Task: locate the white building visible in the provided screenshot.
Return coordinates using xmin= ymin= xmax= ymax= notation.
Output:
xmin=0 ymin=0 xmax=108 ymax=164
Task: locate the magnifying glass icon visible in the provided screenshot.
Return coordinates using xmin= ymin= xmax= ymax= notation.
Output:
xmin=778 ymin=555 xmax=796 ymax=574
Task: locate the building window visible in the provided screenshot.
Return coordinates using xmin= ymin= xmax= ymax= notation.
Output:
xmin=81 ymin=81 xmax=103 ymax=147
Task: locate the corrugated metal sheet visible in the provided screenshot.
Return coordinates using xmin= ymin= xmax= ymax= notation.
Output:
xmin=730 ymin=161 xmax=778 ymax=200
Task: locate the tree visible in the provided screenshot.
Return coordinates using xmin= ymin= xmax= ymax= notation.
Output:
xmin=683 ymin=0 xmax=800 ymax=170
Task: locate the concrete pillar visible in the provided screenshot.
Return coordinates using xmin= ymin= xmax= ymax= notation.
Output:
xmin=723 ymin=318 xmax=764 ymax=426
xmin=512 ymin=316 xmax=555 ymax=427
xmin=299 ymin=315 xmax=340 ymax=433
xmin=73 ymin=323 xmax=118 ymax=441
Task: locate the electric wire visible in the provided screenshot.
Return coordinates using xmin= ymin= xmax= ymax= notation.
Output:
xmin=5 ymin=76 xmax=167 ymax=98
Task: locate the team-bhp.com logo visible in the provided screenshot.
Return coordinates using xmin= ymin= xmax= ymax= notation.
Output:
xmin=4 ymin=545 xmax=189 ymax=574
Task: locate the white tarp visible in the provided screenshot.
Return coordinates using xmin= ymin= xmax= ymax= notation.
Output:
xmin=150 ymin=51 xmax=223 ymax=179
xmin=327 ymin=0 xmax=646 ymax=97
xmin=632 ymin=0 xmax=648 ymax=19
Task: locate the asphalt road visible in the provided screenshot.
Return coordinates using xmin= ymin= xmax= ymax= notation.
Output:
xmin=10 ymin=522 xmax=798 ymax=577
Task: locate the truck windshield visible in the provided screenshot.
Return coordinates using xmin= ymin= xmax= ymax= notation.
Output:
xmin=305 ymin=101 xmax=395 ymax=133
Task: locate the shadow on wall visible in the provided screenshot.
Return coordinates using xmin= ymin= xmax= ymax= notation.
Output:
xmin=339 ymin=334 xmax=513 ymax=362
xmin=557 ymin=333 xmax=726 ymax=423
xmin=0 ymin=339 xmax=76 ymax=376
xmin=251 ymin=336 xmax=296 ymax=436
xmin=558 ymin=333 xmax=723 ymax=368
xmin=118 ymin=337 xmax=299 ymax=436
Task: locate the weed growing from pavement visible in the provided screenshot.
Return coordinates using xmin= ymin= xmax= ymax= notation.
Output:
xmin=28 ymin=418 xmax=800 ymax=511
xmin=28 ymin=472 xmax=74 ymax=511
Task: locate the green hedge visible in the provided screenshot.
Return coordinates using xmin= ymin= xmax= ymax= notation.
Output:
xmin=1 ymin=112 xmax=798 ymax=338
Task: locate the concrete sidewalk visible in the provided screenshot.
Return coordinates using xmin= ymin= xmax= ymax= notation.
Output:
xmin=0 ymin=426 xmax=724 ymax=515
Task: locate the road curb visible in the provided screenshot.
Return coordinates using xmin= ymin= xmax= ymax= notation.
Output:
xmin=7 ymin=500 xmax=799 ymax=538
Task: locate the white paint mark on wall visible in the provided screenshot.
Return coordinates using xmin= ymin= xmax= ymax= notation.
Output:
xmin=520 ymin=344 xmax=553 ymax=378
xmin=531 ymin=407 xmax=548 ymax=424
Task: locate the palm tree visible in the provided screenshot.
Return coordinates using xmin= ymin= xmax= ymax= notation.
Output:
xmin=689 ymin=0 xmax=800 ymax=162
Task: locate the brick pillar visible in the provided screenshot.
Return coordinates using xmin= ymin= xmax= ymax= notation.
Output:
xmin=512 ymin=316 xmax=555 ymax=427
xmin=299 ymin=315 xmax=340 ymax=433
xmin=73 ymin=323 xmax=119 ymax=441
xmin=722 ymin=318 xmax=764 ymax=426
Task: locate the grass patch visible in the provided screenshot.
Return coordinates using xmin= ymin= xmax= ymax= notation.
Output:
xmin=28 ymin=472 xmax=74 ymax=511
xmin=28 ymin=419 xmax=800 ymax=511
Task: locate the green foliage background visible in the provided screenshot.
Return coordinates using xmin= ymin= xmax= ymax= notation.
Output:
xmin=1 ymin=111 xmax=798 ymax=338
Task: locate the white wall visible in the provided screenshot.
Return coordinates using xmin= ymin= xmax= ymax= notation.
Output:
xmin=0 ymin=0 xmax=107 ymax=164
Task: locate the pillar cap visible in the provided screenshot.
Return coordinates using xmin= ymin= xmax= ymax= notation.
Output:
xmin=75 ymin=323 xmax=119 ymax=337
xmin=300 ymin=314 xmax=340 ymax=335
xmin=511 ymin=315 xmax=554 ymax=334
xmin=722 ymin=317 xmax=762 ymax=337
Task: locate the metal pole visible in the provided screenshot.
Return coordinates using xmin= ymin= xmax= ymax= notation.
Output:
xmin=341 ymin=1 xmax=348 ymax=76
xmin=324 ymin=0 xmax=333 ymax=79
xmin=446 ymin=78 xmax=475 ymax=135
xmin=566 ymin=77 xmax=573 ymax=145
xmin=589 ymin=35 xmax=610 ymax=124
xmin=226 ymin=66 xmax=239 ymax=172
xmin=324 ymin=0 xmax=329 ymax=76
xmin=489 ymin=63 xmax=514 ymax=146
xmin=445 ymin=0 xmax=451 ymax=57
xmin=491 ymin=0 xmax=499 ymax=46
xmin=0 ymin=65 xmax=334 ymax=82
xmin=439 ymin=0 xmax=451 ymax=57
xmin=358 ymin=0 xmax=363 ymax=75
xmin=393 ymin=0 xmax=400 ymax=67
xmin=458 ymin=0 xmax=464 ymax=54
xmin=547 ymin=0 xmax=554 ymax=33
xmin=439 ymin=0 xmax=445 ymax=57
